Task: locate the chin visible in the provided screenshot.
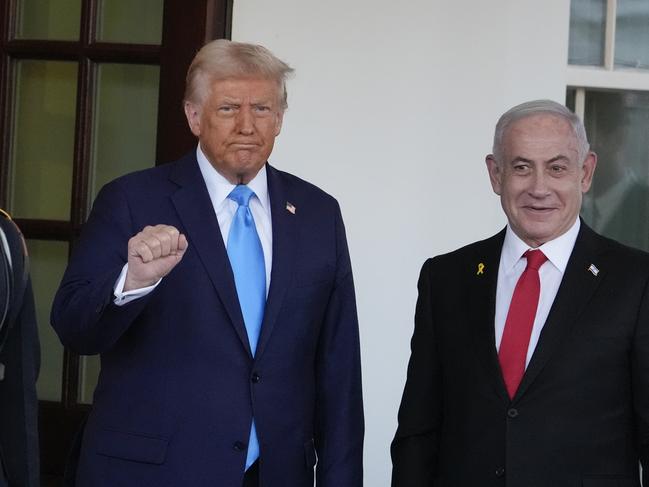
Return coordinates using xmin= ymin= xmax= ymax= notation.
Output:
xmin=517 ymin=223 xmax=550 ymax=244
xmin=234 ymin=157 xmax=264 ymax=170
xmin=234 ymin=165 xmax=264 ymax=184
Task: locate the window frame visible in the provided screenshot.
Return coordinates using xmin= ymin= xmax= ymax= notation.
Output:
xmin=568 ymin=0 xmax=649 ymax=118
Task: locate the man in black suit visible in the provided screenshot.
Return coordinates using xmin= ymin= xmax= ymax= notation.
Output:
xmin=391 ymin=99 xmax=649 ymax=487
xmin=0 ymin=212 xmax=39 ymax=487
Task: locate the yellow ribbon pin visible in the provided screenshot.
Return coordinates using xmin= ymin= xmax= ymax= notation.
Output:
xmin=477 ymin=263 xmax=485 ymax=275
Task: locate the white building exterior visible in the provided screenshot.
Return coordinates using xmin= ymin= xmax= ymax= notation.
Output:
xmin=232 ymin=2 xmax=577 ymax=484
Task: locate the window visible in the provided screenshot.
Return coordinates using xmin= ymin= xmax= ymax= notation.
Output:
xmin=568 ymin=0 xmax=649 ymax=251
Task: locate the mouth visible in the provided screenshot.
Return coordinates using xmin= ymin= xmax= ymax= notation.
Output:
xmin=522 ymin=205 xmax=557 ymax=215
xmin=230 ymin=141 xmax=259 ymax=149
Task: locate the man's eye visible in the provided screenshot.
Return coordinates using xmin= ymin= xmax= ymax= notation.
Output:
xmin=550 ymin=165 xmax=566 ymax=173
xmin=218 ymin=106 xmax=233 ymax=112
xmin=254 ymin=105 xmax=270 ymax=112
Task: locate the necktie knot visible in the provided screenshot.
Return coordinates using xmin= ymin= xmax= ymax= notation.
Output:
xmin=524 ymin=249 xmax=547 ymax=271
xmin=228 ymin=185 xmax=255 ymax=207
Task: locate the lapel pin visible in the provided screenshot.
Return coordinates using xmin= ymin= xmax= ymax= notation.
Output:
xmin=477 ymin=262 xmax=485 ymax=275
xmin=587 ymin=263 xmax=599 ymax=276
xmin=285 ymin=202 xmax=296 ymax=214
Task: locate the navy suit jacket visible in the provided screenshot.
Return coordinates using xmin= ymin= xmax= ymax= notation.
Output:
xmin=392 ymin=223 xmax=649 ymax=487
xmin=51 ymin=152 xmax=364 ymax=487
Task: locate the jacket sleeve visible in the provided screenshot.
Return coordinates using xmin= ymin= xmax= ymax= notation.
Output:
xmin=314 ymin=202 xmax=364 ymax=487
xmin=632 ymin=269 xmax=649 ymax=486
xmin=50 ymin=181 xmax=154 ymax=355
xmin=391 ymin=258 xmax=442 ymax=487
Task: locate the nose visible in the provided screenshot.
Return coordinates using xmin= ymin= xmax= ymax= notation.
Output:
xmin=528 ymin=170 xmax=550 ymax=198
xmin=236 ymin=107 xmax=254 ymax=135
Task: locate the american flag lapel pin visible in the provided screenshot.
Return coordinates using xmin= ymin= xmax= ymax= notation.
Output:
xmin=588 ymin=263 xmax=599 ymax=276
xmin=286 ymin=201 xmax=296 ymax=214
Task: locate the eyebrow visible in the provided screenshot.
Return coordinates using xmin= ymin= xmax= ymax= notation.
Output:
xmin=217 ymin=97 xmax=272 ymax=106
xmin=546 ymin=155 xmax=570 ymax=163
xmin=511 ymin=157 xmax=533 ymax=164
xmin=510 ymin=155 xmax=570 ymax=164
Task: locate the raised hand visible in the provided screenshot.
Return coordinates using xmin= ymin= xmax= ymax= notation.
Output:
xmin=124 ymin=225 xmax=188 ymax=291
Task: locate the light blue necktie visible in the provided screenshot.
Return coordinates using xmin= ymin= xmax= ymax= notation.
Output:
xmin=227 ymin=185 xmax=266 ymax=470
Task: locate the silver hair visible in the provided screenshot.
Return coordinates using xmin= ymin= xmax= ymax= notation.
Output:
xmin=492 ymin=99 xmax=590 ymax=165
xmin=184 ymin=39 xmax=294 ymax=110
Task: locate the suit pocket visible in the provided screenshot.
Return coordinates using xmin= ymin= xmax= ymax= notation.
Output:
xmin=582 ymin=475 xmax=636 ymax=486
xmin=304 ymin=439 xmax=317 ymax=469
xmin=95 ymin=428 xmax=168 ymax=465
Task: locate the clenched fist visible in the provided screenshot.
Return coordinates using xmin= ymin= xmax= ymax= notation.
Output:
xmin=124 ymin=225 xmax=188 ymax=291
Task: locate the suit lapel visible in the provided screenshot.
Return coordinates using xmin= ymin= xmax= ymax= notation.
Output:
xmin=254 ymin=165 xmax=297 ymax=360
xmin=168 ymin=155 xmax=252 ymax=356
xmin=514 ymin=223 xmax=605 ymax=400
xmin=468 ymin=230 xmax=511 ymax=403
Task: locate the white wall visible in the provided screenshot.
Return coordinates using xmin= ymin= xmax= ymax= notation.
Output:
xmin=232 ymin=1 xmax=571 ymax=485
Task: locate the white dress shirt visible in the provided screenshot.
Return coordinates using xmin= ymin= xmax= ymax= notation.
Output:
xmin=494 ymin=218 xmax=580 ymax=367
xmin=114 ymin=145 xmax=273 ymax=304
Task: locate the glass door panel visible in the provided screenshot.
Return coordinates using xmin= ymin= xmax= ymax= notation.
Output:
xmin=96 ymin=0 xmax=164 ymax=45
xmin=90 ymin=63 xmax=159 ymax=202
xmin=15 ymin=0 xmax=82 ymax=40
xmin=10 ymin=60 xmax=77 ymax=220
xmin=28 ymin=239 xmax=69 ymax=401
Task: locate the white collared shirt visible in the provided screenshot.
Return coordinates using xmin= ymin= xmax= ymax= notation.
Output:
xmin=114 ymin=146 xmax=273 ymax=304
xmin=195 ymin=145 xmax=272 ymax=295
xmin=494 ymin=218 xmax=580 ymax=367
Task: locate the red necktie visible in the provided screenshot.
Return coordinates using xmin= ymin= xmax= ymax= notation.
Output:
xmin=499 ymin=249 xmax=548 ymax=399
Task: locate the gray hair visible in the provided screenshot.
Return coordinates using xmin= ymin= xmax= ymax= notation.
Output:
xmin=184 ymin=39 xmax=294 ymax=110
xmin=492 ymin=99 xmax=590 ymax=164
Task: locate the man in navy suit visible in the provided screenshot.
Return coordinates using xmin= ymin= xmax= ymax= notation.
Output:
xmin=392 ymin=100 xmax=649 ymax=486
xmin=51 ymin=40 xmax=363 ymax=487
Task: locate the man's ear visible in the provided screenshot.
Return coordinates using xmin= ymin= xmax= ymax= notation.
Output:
xmin=275 ymin=110 xmax=284 ymax=136
xmin=184 ymin=102 xmax=201 ymax=137
xmin=485 ymin=154 xmax=502 ymax=195
xmin=580 ymin=151 xmax=597 ymax=193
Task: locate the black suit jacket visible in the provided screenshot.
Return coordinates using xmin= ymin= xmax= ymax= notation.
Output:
xmin=0 ymin=218 xmax=39 ymax=487
xmin=392 ymin=223 xmax=649 ymax=487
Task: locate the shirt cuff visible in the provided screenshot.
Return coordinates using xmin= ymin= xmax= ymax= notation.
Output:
xmin=113 ymin=263 xmax=161 ymax=306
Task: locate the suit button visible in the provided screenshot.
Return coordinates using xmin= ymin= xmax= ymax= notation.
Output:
xmin=495 ymin=466 xmax=505 ymax=477
xmin=233 ymin=441 xmax=246 ymax=452
xmin=251 ymin=372 xmax=261 ymax=383
xmin=507 ymin=408 xmax=518 ymax=418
